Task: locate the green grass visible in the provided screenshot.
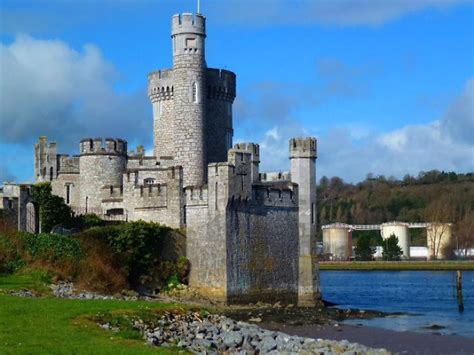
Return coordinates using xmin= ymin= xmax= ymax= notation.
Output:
xmin=0 ymin=271 xmax=52 ymax=294
xmin=0 ymin=273 xmax=186 ymax=354
xmin=319 ymin=261 xmax=474 ymax=270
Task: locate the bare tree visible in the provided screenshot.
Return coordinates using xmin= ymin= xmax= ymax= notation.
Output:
xmin=456 ymin=211 xmax=474 ymax=257
xmin=425 ymin=197 xmax=455 ymax=260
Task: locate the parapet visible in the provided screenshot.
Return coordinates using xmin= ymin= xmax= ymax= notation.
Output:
xmin=289 ymin=137 xmax=317 ymax=159
xmin=172 ymin=13 xmax=206 ymax=37
xmin=35 ymin=136 xmax=57 ymax=150
xmin=252 ymin=185 xmax=298 ymax=208
xmin=259 ymin=171 xmax=290 ymax=182
xmin=57 ymin=155 xmax=80 ymax=174
xmin=79 ymin=138 xmax=127 ymax=156
xmin=206 ymin=68 xmax=236 ymax=102
xmin=148 ymin=69 xmax=174 ymax=102
xmin=232 ymin=143 xmax=260 ymax=161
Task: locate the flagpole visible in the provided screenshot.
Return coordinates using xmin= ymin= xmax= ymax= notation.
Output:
xmin=197 ymin=0 xmax=201 ymax=14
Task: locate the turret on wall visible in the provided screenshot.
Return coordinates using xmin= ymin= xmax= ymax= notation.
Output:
xmin=78 ymin=138 xmax=128 ymax=213
xmin=148 ymin=13 xmax=236 ymax=187
xmin=35 ymin=136 xmax=58 ymax=182
xmin=289 ymin=137 xmax=319 ymax=306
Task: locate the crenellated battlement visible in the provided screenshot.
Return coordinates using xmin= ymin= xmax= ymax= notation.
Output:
xmin=289 ymin=137 xmax=317 ymax=159
xmin=253 ymin=185 xmax=298 ymax=207
xmin=79 ymin=138 xmax=127 ymax=156
xmin=148 ymin=69 xmax=174 ymax=102
xmin=35 ymin=136 xmax=57 ymax=150
xmin=206 ymin=69 xmax=236 ymax=102
xmin=184 ymin=185 xmax=208 ymax=206
xmin=259 ymin=171 xmax=290 ymax=182
xmin=134 ymin=183 xmax=167 ymax=198
xmin=101 ymin=184 xmax=124 ymax=201
xmin=172 ymin=13 xmax=206 ymax=36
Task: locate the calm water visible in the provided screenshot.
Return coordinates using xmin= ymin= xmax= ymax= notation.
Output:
xmin=320 ymin=270 xmax=474 ymax=337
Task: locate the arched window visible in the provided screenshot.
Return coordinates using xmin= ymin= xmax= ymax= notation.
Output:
xmin=192 ymin=82 xmax=198 ymax=103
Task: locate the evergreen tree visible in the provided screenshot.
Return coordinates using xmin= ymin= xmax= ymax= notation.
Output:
xmin=354 ymin=235 xmax=375 ymax=261
xmin=382 ymin=234 xmax=403 ymax=261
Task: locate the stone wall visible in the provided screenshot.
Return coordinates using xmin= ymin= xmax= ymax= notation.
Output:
xmin=226 ymin=201 xmax=299 ymax=304
xmin=123 ymin=167 xmax=183 ymax=229
xmin=206 ymin=69 xmax=236 ymax=165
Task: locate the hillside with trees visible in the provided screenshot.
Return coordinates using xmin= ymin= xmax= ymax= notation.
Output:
xmin=317 ymin=170 xmax=474 ymax=248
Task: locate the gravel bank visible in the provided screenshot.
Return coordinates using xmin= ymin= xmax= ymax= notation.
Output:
xmin=100 ymin=311 xmax=391 ymax=354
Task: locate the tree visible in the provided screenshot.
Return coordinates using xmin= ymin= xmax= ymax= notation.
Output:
xmin=456 ymin=211 xmax=474 ymax=258
xmin=31 ymin=182 xmax=72 ymax=233
xmin=354 ymin=235 xmax=375 ymax=261
xmin=425 ymin=196 xmax=455 ymax=259
xmin=382 ymin=234 xmax=403 ymax=261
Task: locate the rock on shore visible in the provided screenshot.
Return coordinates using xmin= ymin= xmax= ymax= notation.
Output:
xmin=103 ymin=311 xmax=390 ymax=354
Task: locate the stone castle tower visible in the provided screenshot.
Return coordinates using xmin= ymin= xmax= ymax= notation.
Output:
xmin=148 ymin=13 xmax=235 ymax=186
xmin=31 ymin=11 xmax=320 ymax=306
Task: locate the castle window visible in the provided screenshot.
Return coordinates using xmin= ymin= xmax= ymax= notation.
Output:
xmin=66 ymin=184 xmax=71 ymax=204
xmin=192 ymin=82 xmax=198 ymax=103
xmin=311 ymin=203 xmax=315 ymax=225
xmin=144 ymin=178 xmax=156 ymax=185
xmin=186 ymin=37 xmax=196 ymax=48
xmin=49 ymin=167 xmax=54 ymax=181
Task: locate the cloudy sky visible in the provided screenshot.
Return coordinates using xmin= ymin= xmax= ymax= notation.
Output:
xmin=0 ymin=0 xmax=473 ymax=183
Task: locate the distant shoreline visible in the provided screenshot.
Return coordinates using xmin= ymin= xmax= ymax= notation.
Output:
xmin=319 ymin=261 xmax=474 ymax=270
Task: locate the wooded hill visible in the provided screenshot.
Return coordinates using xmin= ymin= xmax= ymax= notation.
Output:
xmin=316 ymin=170 xmax=474 ymax=246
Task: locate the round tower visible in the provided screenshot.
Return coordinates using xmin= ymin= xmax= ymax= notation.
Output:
xmin=172 ymin=13 xmax=207 ymax=186
xmin=78 ymin=138 xmax=127 ymax=213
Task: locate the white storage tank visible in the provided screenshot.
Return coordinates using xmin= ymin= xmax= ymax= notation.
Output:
xmin=322 ymin=223 xmax=351 ymax=260
xmin=380 ymin=222 xmax=410 ymax=259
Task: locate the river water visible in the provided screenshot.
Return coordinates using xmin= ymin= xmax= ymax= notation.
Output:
xmin=320 ymin=270 xmax=474 ymax=337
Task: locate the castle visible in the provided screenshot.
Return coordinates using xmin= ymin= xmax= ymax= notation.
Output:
xmin=32 ymin=13 xmax=320 ymax=305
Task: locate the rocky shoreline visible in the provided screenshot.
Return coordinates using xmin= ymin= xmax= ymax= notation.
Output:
xmin=7 ymin=282 xmax=393 ymax=353
xmin=98 ymin=311 xmax=391 ymax=354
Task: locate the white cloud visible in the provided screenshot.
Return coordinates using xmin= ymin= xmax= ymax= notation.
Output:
xmin=242 ymin=78 xmax=474 ymax=182
xmin=0 ymin=35 xmax=150 ymax=151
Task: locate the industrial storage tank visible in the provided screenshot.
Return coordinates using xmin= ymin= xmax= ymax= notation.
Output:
xmin=322 ymin=223 xmax=351 ymax=260
xmin=380 ymin=222 xmax=410 ymax=259
xmin=427 ymin=223 xmax=453 ymax=260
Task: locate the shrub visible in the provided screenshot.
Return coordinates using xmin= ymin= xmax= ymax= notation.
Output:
xmin=382 ymin=234 xmax=403 ymax=261
xmin=81 ymin=221 xmax=173 ymax=286
xmin=354 ymin=235 xmax=376 ymax=261
xmin=70 ymin=213 xmax=105 ymax=230
xmin=31 ymin=182 xmax=72 ymax=233
xmin=21 ymin=233 xmax=84 ymax=263
xmin=0 ymin=231 xmax=26 ymax=274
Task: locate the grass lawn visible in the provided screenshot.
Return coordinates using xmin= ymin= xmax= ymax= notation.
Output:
xmin=0 ymin=273 xmax=186 ymax=354
xmin=319 ymin=260 xmax=474 ymax=270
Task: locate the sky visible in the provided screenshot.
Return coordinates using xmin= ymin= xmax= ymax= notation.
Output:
xmin=0 ymin=0 xmax=473 ymax=184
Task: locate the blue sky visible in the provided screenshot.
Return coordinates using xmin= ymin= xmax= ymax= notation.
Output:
xmin=1 ymin=0 xmax=473 ymax=183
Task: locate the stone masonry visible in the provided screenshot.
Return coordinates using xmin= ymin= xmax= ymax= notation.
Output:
xmin=33 ymin=12 xmax=320 ymax=305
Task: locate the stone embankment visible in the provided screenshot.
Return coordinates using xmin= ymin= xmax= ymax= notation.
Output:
xmin=100 ymin=311 xmax=391 ymax=354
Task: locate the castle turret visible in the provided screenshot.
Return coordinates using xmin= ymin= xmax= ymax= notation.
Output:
xmin=35 ymin=136 xmax=58 ymax=182
xmin=78 ymin=138 xmax=127 ymax=213
xmin=149 ymin=12 xmax=236 ymax=186
xmin=172 ymin=13 xmax=207 ymax=186
xmin=289 ymin=137 xmax=319 ymax=306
